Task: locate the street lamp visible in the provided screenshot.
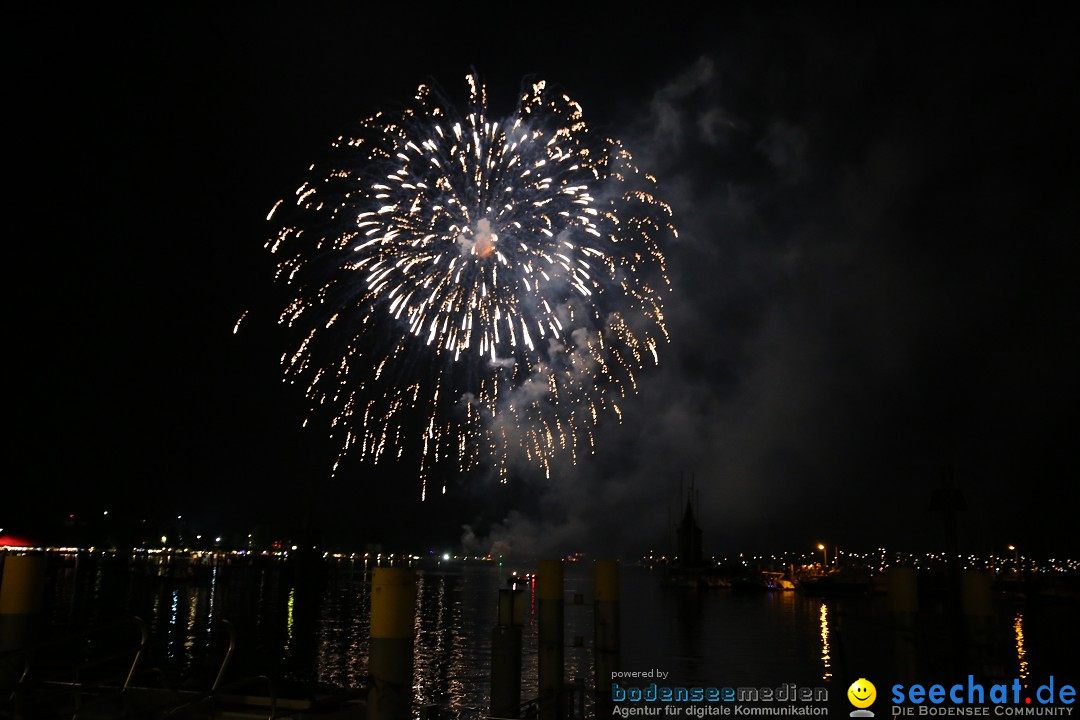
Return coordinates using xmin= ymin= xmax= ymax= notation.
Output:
xmin=1008 ymin=545 xmax=1018 ymax=567
xmin=818 ymin=544 xmax=827 ymax=567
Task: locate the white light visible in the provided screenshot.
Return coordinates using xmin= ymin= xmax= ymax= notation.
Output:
xmin=442 ymin=553 xmax=451 ymax=561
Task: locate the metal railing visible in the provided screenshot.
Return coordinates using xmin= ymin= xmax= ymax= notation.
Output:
xmin=502 ymin=679 xmax=585 ymax=720
xmin=159 ymin=673 xmax=278 ymax=720
xmin=3 ymin=615 xmax=149 ymax=716
xmin=1 ymin=616 xmax=272 ymax=719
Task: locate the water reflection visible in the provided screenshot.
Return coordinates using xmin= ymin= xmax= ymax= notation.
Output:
xmin=34 ymin=555 xmax=1080 ymax=719
xmin=819 ymin=602 xmax=832 ymax=681
xmin=207 ymin=565 xmax=218 ymax=634
xmin=408 ymin=565 xmax=510 ymax=716
xmin=168 ymin=588 xmax=179 ymax=661
xmin=1014 ymin=611 xmax=1028 ymax=686
xmin=315 ymin=559 xmax=369 ymax=688
xmin=285 ymin=587 xmax=296 ymax=651
xmin=185 ymin=582 xmax=198 ymax=666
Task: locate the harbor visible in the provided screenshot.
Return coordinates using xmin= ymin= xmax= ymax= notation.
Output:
xmin=2 ymin=542 xmax=1077 ymax=719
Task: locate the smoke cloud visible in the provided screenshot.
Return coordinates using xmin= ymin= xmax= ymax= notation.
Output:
xmin=462 ymin=8 xmax=1080 ymax=559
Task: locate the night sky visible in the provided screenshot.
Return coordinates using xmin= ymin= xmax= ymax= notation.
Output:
xmin=10 ymin=6 xmax=1080 ymax=558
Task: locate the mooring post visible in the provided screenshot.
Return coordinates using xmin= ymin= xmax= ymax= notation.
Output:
xmin=368 ymin=566 xmax=416 ymax=720
xmin=961 ymin=569 xmax=994 ymax=675
xmin=491 ymin=585 xmax=524 ymax=718
xmin=594 ymin=560 xmax=620 ymax=717
xmin=888 ymin=566 xmax=918 ymax=684
xmin=0 ymin=553 xmax=46 ymax=653
xmin=538 ymin=560 xmax=564 ymax=720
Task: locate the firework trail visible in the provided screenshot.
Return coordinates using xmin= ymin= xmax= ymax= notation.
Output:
xmin=263 ymin=73 xmax=674 ymax=498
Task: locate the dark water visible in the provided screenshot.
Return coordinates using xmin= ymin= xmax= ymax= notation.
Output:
xmin=30 ymin=552 xmax=1080 ymax=717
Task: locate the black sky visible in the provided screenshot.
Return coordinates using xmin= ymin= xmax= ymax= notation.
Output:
xmin=10 ymin=5 xmax=1080 ymax=557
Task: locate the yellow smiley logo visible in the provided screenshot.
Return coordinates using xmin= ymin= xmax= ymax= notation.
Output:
xmin=848 ymin=678 xmax=876 ymax=709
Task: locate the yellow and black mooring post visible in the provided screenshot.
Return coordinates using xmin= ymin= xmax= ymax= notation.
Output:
xmin=368 ymin=566 xmax=416 ymax=720
xmin=594 ymin=560 xmax=621 ymax=717
xmin=491 ymin=584 xmax=525 ymax=718
xmin=537 ymin=560 xmax=564 ymax=720
xmin=0 ymin=553 xmax=46 ymax=653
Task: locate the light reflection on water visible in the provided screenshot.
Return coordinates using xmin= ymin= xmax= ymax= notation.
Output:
xmin=819 ymin=602 xmax=832 ymax=681
xmin=313 ymin=559 xmax=368 ymax=687
xmin=1014 ymin=611 xmax=1028 ymax=687
xmin=285 ymin=587 xmax=295 ymax=652
xmin=168 ymin=587 xmax=179 ymax=661
xmin=40 ymin=555 xmax=1080 ymax=718
xmin=206 ymin=565 xmax=218 ymax=636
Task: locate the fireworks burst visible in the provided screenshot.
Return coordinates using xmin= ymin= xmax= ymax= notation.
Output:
xmin=263 ymin=73 xmax=674 ymax=498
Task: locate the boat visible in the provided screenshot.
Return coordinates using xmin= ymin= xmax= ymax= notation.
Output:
xmin=796 ymin=567 xmax=873 ymax=595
